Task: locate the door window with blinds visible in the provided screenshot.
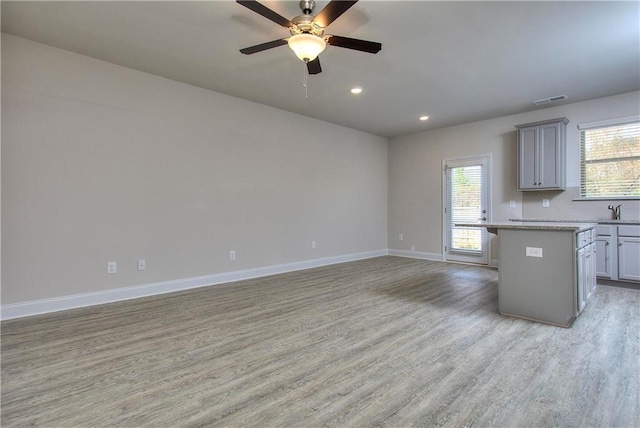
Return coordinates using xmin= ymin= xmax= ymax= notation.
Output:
xmin=579 ymin=118 xmax=640 ymax=198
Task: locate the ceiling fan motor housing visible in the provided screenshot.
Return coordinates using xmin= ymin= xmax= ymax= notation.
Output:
xmin=291 ymin=0 xmax=325 ymax=36
xmin=291 ymin=14 xmax=324 ymax=36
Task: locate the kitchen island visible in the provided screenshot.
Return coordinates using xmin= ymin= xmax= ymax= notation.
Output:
xmin=456 ymin=221 xmax=597 ymax=327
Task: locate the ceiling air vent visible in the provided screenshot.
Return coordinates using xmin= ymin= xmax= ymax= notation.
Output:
xmin=533 ymin=95 xmax=568 ymax=105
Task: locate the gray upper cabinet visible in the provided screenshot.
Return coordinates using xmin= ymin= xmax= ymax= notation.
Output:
xmin=515 ymin=117 xmax=568 ymax=191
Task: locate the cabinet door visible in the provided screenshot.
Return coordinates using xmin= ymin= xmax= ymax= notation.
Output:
xmin=618 ymin=237 xmax=640 ymax=282
xmin=577 ymin=247 xmax=586 ymax=313
xmin=518 ymin=126 xmax=538 ymax=190
xmin=595 ymin=236 xmax=612 ymax=279
xmin=539 ymin=122 xmax=562 ymax=189
xmin=586 ymin=242 xmax=596 ymax=300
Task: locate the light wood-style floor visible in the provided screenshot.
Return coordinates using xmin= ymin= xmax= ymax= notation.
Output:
xmin=2 ymin=256 xmax=639 ymax=427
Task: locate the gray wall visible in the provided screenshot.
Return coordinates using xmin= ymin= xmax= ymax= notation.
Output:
xmin=388 ymin=91 xmax=640 ymax=260
xmin=1 ymin=35 xmax=389 ymax=305
xmin=3 ymin=33 xmax=638 ymax=308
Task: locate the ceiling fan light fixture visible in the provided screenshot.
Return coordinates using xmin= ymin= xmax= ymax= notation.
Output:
xmin=288 ymin=33 xmax=326 ymax=62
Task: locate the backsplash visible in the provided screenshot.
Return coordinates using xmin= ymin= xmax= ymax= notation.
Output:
xmin=522 ymin=187 xmax=640 ymax=221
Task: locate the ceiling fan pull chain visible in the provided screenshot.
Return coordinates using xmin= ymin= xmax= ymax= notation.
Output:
xmin=302 ymin=61 xmax=309 ymax=99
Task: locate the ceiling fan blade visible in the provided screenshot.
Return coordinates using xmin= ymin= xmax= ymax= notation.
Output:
xmin=236 ymin=0 xmax=293 ymax=28
xmin=326 ymin=35 xmax=382 ymax=54
xmin=240 ymin=38 xmax=289 ymax=55
xmin=312 ymin=0 xmax=358 ymax=28
xmin=307 ymin=57 xmax=322 ymax=75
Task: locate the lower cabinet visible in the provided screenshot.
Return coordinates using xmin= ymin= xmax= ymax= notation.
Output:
xmin=577 ymin=234 xmax=596 ymax=314
xmin=595 ymin=235 xmax=613 ymax=278
xmin=618 ymin=236 xmax=640 ymax=282
xmin=595 ymin=224 xmax=640 ymax=283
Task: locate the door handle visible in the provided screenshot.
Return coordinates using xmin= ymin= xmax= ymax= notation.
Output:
xmin=478 ymin=217 xmax=487 ymax=221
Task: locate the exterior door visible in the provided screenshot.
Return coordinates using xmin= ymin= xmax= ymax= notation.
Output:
xmin=444 ymin=155 xmax=490 ymax=264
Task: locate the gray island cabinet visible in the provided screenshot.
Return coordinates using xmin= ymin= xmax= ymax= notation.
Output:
xmin=456 ymin=222 xmax=597 ymax=327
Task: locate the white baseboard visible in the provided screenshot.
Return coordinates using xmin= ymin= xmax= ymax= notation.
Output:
xmin=388 ymin=249 xmax=443 ymax=261
xmin=1 ymin=249 xmax=388 ymax=320
xmin=389 ymin=249 xmax=498 ymax=269
xmin=2 ymin=249 xmax=499 ymax=320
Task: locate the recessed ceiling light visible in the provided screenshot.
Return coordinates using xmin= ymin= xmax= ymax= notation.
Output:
xmin=419 ymin=115 xmax=430 ymax=121
xmin=350 ymin=87 xmax=363 ymax=94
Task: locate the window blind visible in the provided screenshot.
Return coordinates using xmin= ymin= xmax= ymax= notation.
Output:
xmin=449 ymin=165 xmax=483 ymax=252
xmin=580 ymin=121 xmax=640 ymax=198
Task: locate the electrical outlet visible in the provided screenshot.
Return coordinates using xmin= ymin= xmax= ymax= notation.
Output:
xmin=410 ymin=245 xmax=416 ymax=253
xmin=509 ymin=200 xmax=516 ymax=209
xmin=107 ymin=261 xmax=117 ymax=274
xmin=229 ymin=250 xmax=236 ymax=260
xmin=526 ymin=247 xmax=543 ymax=258
xmin=399 ymin=233 xmax=404 ymax=241
xmin=137 ymin=259 xmax=146 ymax=271
xmin=542 ymin=199 xmax=550 ymax=207
xmin=311 ymin=240 xmax=317 ymax=249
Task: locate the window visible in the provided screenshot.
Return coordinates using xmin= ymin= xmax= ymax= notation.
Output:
xmin=580 ymin=118 xmax=640 ymax=198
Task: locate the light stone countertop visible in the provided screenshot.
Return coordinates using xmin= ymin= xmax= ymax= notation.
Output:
xmin=456 ymin=221 xmax=597 ymax=232
xmin=512 ymin=218 xmax=640 ymax=225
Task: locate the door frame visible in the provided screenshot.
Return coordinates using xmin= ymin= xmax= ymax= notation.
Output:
xmin=442 ymin=153 xmax=492 ymax=265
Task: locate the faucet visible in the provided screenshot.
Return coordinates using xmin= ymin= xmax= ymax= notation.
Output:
xmin=608 ymin=204 xmax=621 ymax=220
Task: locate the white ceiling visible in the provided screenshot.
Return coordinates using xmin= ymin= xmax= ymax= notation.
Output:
xmin=2 ymin=1 xmax=639 ymax=138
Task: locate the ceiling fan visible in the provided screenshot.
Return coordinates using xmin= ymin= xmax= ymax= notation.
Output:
xmin=237 ymin=0 xmax=382 ymax=75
